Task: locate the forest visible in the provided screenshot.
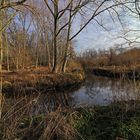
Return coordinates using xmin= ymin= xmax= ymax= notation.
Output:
xmin=1 ymin=0 xmax=140 ymax=140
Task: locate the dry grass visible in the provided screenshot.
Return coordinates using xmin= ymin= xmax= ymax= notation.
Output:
xmin=1 ymin=94 xmax=40 ymax=139
xmin=1 ymin=68 xmax=84 ymax=96
xmin=39 ymin=108 xmax=79 ymax=140
xmin=0 ymin=67 xmax=85 ymax=139
xmin=0 ymin=93 xmax=82 ymax=140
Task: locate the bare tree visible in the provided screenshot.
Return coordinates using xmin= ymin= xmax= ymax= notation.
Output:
xmin=0 ymin=0 xmax=27 ymax=119
xmin=43 ymin=0 xmax=139 ymax=73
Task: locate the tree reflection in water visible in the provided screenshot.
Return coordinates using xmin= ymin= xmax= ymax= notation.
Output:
xmin=4 ymin=90 xmax=74 ymax=116
xmin=29 ymin=91 xmax=74 ymax=115
xmin=72 ymin=75 xmax=140 ymax=106
xmin=4 ymin=75 xmax=140 ymax=116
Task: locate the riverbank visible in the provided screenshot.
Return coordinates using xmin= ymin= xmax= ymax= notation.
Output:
xmin=1 ymin=100 xmax=140 ymax=140
xmin=93 ymin=66 xmax=140 ymax=80
xmin=2 ymin=68 xmax=85 ymax=95
xmin=75 ymin=100 xmax=140 ymax=140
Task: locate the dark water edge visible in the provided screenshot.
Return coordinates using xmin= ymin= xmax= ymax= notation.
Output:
xmin=93 ymin=67 xmax=140 ymax=80
xmin=3 ymin=74 xmax=140 ymax=115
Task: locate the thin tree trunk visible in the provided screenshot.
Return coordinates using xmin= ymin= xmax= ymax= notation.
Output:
xmin=0 ymin=31 xmax=2 ymax=119
xmin=52 ymin=0 xmax=58 ymax=73
xmin=16 ymin=58 xmax=19 ymax=71
xmin=23 ymin=32 xmax=26 ymax=69
xmin=52 ymin=18 xmax=57 ymax=72
xmin=61 ymin=4 xmax=72 ymax=72
xmin=16 ymin=43 xmax=20 ymax=71
xmin=36 ymin=39 xmax=40 ymax=69
xmin=46 ymin=39 xmax=51 ymax=70
xmin=35 ymin=55 xmax=39 ymax=68
xmin=0 ymin=11 xmax=3 ymax=119
xmin=5 ymin=33 xmax=10 ymax=71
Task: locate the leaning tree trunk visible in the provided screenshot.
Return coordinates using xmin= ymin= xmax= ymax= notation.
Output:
xmin=61 ymin=4 xmax=72 ymax=73
xmin=61 ymin=43 xmax=69 ymax=72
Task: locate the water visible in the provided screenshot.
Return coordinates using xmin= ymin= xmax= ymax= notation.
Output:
xmin=72 ymin=75 xmax=140 ymax=106
xmin=4 ymin=75 xmax=140 ymax=115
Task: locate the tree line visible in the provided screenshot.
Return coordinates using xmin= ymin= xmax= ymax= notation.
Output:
xmin=0 ymin=0 xmax=140 ymax=73
xmin=79 ymin=47 xmax=140 ymax=71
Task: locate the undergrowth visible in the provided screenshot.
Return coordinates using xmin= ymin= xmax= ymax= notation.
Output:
xmin=1 ymin=96 xmax=140 ymax=140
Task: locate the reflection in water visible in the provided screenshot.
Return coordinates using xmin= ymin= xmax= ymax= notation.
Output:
xmin=4 ymin=91 xmax=74 ymax=116
xmin=31 ymin=91 xmax=74 ymax=114
xmin=4 ymin=75 xmax=140 ymax=115
xmin=72 ymin=75 xmax=140 ymax=106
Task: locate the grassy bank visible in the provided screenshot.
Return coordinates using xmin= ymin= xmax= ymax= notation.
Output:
xmin=2 ymin=69 xmax=85 ymax=95
xmin=1 ymin=100 xmax=140 ymax=140
xmin=75 ymin=101 xmax=140 ymax=140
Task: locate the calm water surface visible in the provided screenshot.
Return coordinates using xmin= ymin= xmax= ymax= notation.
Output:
xmin=5 ymin=75 xmax=140 ymax=115
xmin=72 ymin=75 xmax=140 ymax=106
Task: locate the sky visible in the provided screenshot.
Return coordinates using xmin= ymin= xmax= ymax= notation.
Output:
xmin=11 ymin=0 xmax=140 ymax=54
xmin=74 ymin=7 xmax=140 ymax=53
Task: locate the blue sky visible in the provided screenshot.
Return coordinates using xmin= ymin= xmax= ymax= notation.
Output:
xmin=11 ymin=0 xmax=140 ymax=54
xmin=74 ymin=9 xmax=140 ymax=53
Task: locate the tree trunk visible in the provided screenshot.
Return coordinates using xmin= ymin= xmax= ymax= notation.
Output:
xmin=0 ymin=31 xmax=2 ymax=119
xmin=35 ymin=55 xmax=39 ymax=68
xmin=22 ymin=31 xmax=26 ymax=69
xmin=52 ymin=19 xmax=57 ymax=72
xmin=61 ymin=4 xmax=72 ymax=73
xmin=61 ymin=45 xmax=69 ymax=72
xmin=5 ymin=33 xmax=10 ymax=71
xmin=46 ymin=38 xmax=51 ymax=70
xmin=0 ymin=11 xmax=3 ymax=119
xmin=52 ymin=1 xmax=58 ymax=73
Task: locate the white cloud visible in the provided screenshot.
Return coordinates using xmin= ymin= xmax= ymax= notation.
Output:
xmin=75 ymin=7 xmax=140 ymax=53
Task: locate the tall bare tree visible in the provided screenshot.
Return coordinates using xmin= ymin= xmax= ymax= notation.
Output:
xmin=0 ymin=0 xmax=27 ymax=119
xmin=43 ymin=0 xmax=139 ymax=73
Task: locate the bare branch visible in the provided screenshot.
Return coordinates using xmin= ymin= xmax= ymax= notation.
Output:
xmin=44 ymin=0 xmax=55 ymax=16
xmin=58 ymin=0 xmax=74 ymax=19
xmin=70 ymin=0 xmax=106 ymax=41
xmin=70 ymin=1 xmax=135 ymax=41
xmin=0 ymin=0 xmax=27 ymax=10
